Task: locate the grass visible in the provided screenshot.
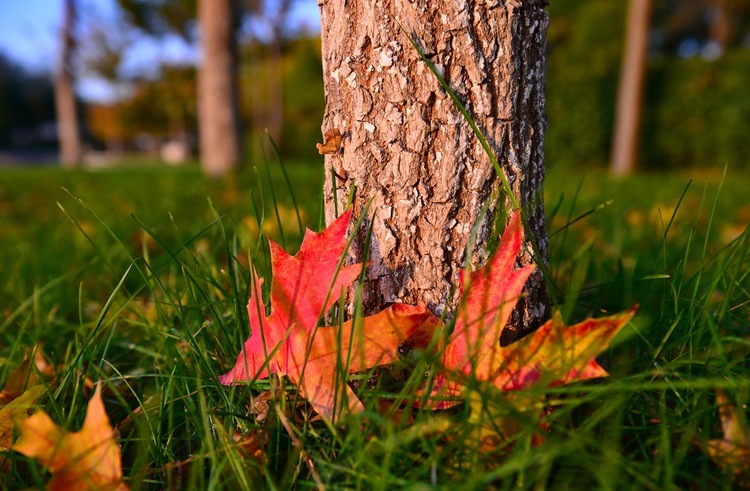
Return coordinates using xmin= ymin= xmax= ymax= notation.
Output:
xmin=1 ymin=158 xmax=748 ymax=489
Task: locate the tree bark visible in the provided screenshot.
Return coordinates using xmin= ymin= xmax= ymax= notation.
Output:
xmin=198 ymin=0 xmax=242 ymax=177
xmin=56 ymin=0 xmax=82 ymax=168
xmin=611 ymin=0 xmax=651 ymax=176
xmin=319 ymin=0 xmax=549 ymax=342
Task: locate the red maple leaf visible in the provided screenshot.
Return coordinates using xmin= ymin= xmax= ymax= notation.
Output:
xmin=423 ymin=211 xmax=637 ymax=409
xmin=220 ymin=210 xmax=436 ymax=421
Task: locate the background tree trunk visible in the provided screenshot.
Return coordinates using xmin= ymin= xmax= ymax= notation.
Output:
xmin=707 ymin=0 xmax=730 ymax=54
xmin=198 ymin=0 xmax=242 ymax=177
xmin=56 ymin=0 xmax=82 ymax=168
xmin=611 ymin=0 xmax=651 ymax=176
xmin=319 ymin=0 xmax=549 ymax=342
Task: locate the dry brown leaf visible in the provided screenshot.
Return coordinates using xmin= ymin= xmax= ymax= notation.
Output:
xmin=247 ymin=390 xmax=273 ymax=422
xmin=0 ymin=350 xmax=54 ymax=404
xmin=706 ymin=389 xmax=750 ymax=488
xmin=316 ymin=128 xmax=343 ymax=155
xmin=233 ymin=429 xmax=268 ymax=465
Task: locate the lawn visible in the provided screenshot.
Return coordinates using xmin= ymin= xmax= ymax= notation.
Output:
xmin=1 ymin=159 xmax=748 ymax=489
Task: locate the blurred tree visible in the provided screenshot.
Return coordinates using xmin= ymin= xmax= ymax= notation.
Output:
xmin=319 ymin=1 xmax=549 ymax=341
xmin=546 ymin=0 xmax=750 ymax=170
xmin=56 ymin=0 xmax=83 ymax=167
xmin=115 ymin=0 xmax=242 ymax=175
xmin=79 ymin=21 xmax=128 ymax=84
xmin=197 ymin=0 xmax=243 ymax=176
xmin=116 ymin=0 xmax=198 ymax=39
xmin=114 ymin=0 xmax=312 ymax=171
xmin=611 ymin=0 xmax=652 ymax=176
xmin=87 ymin=65 xmax=196 ymax=148
xmin=78 ymin=13 xmax=131 ymax=151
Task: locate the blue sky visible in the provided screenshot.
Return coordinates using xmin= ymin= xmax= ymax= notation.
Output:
xmin=0 ymin=0 xmax=62 ymax=72
xmin=0 ymin=0 xmax=321 ymax=101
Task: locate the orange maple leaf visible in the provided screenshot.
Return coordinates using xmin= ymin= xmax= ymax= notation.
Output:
xmin=13 ymin=384 xmax=128 ymax=491
xmin=423 ymin=211 xmax=637 ymax=408
xmin=220 ymin=210 xmax=436 ymax=422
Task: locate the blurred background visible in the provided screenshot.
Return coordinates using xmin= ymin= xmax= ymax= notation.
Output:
xmin=1 ymin=0 xmax=748 ymax=174
xmin=0 ymin=0 xmax=322 ymax=170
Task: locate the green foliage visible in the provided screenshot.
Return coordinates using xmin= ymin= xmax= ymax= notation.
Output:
xmin=643 ymin=50 xmax=750 ymax=169
xmin=279 ymin=38 xmax=326 ymax=158
xmin=116 ymin=0 xmax=198 ymax=40
xmin=547 ymin=0 xmax=750 ymax=170
xmin=117 ymin=65 xmax=197 ymax=141
xmin=546 ymin=0 xmax=626 ymax=169
xmin=240 ymin=37 xmax=325 ymax=160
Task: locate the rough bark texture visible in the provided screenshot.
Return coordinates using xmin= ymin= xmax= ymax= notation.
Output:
xmin=611 ymin=0 xmax=651 ymax=176
xmin=198 ymin=0 xmax=242 ymax=177
xmin=56 ymin=0 xmax=82 ymax=168
xmin=319 ymin=0 xmax=549 ymax=342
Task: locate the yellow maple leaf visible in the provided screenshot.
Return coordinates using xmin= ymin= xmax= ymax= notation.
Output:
xmin=13 ymin=385 xmax=129 ymax=491
xmin=0 ymin=385 xmax=44 ymax=452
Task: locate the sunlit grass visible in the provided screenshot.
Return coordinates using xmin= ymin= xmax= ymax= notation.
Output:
xmin=0 ymin=159 xmax=748 ymax=489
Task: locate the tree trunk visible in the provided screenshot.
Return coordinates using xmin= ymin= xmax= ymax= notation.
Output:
xmin=707 ymin=0 xmax=730 ymax=54
xmin=56 ymin=0 xmax=82 ymax=168
xmin=319 ymin=0 xmax=549 ymax=342
xmin=198 ymin=0 xmax=242 ymax=177
xmin=611 ymin=0 xmax=651 ymax=176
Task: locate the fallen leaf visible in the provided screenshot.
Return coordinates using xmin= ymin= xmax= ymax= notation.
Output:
xmin=706 ymin=389 xmax=750 ymax=487
xmin=220 ymin=210 xmax=436 ymax=422
xmin=422 ymin=211 xmax=637 ymax=408
xmin=248 ymin=390 xmax=273 ymax=422
xmin=316 ymin=128 xmax=343 ymax=155
xmin=0 ymin=386 xmax=45 ymax=451
xmin=233 ymin=428 xmax=268 ymax=465
xmin=13 ymin=384 xmax=129 ymax=491
xmin=0 ymin=349 xmax=54 ymax=404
